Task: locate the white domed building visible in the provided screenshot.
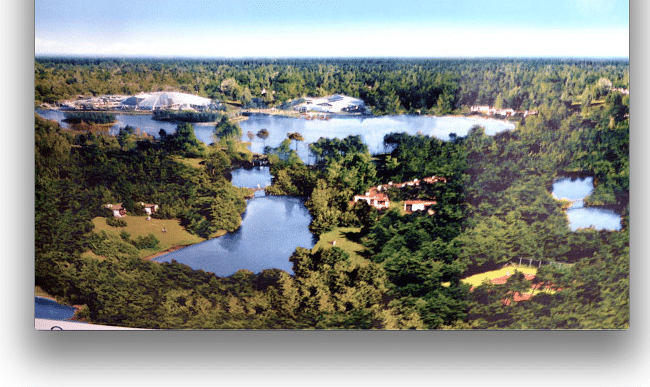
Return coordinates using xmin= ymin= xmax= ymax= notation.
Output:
xmin=120 ymin=92 xmax=215 ymax=111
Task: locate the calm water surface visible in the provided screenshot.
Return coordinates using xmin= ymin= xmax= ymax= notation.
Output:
xmin=153 ymin=194 xmax=315 ymax=276
xmin=552 ymin=177 xmax=622 ymax=231
xmin=230 ymin=166 xmax=272 ymax=189
xmin=154 ymin=167 xmax=314 ymax=276
xmin=35 ymin=297 xmax=76 ymax=320
xmin=36 ymin=110 xmax=515 ymax=161
xmin=238 ymin=114 xmax=514 ymax=161
xmin=35 ymin=109 xmax=181 ymax=135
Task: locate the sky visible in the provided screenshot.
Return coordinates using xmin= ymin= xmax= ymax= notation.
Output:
xmin=35 ymin=0 xmax=629 ymax=58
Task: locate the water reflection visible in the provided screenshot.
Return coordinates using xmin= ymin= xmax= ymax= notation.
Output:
xmin=552 ymin=177 xmax=594 ymax=207
xmin=153 ymin=170 xmax=315 ymax=276
xmin=239 ymin=114 xmax=515 ymax=161
xmin=566 ymin=207 xmax=622 ymax=231
xmin=230 ymin=166 xmax=272 ymax=188
xmin=219 ymin=224 xmax=245 ymax=252
xmin=36 ymin=110 xmax=515 ymax=162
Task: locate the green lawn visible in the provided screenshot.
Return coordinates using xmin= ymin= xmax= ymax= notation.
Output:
xmin=459 ymin=266 xmax=559 ymax=295
xmin=35 ymin=286 xmax=55 ymax=299
xmin=313 ymin=227 xmax=370 ymax=266
xmin=90 ymin=216 xmax=209 ymax=259
xmin=170 ymin=155 xmax=205 ymax=170
xmin=461 ymin=266 xmax=538 ymax=288
xmin=388 ymin=200 xmax=407 ymax=215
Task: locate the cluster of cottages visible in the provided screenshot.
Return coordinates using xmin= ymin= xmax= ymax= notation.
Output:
xmin=470 ymin=105 xmax=538 ymax=118
xmin=351 ymin=176 xmax=447 ymax=214
xmin=105 ymin=202 xmax=159 ymax=218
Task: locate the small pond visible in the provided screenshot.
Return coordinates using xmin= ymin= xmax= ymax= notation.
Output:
xmin=35 ymin=296 xmax=76 ymax=320
xmin=153 ymin=168 xmax=315 ymax=276
xmin=153 ymin=195 xmax=315 ymax=276
xmin=552 ymin=177 xmax=622 ymax=231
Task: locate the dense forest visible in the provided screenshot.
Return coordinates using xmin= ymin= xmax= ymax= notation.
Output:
xmin=35 ymin=57 xmax=628 ymax=115
xmin=34 ymin=57 xmax=628 ymax=329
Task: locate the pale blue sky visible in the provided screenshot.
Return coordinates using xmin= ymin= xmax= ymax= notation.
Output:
xmin=35 ymin=0 xmax=629 ymax=58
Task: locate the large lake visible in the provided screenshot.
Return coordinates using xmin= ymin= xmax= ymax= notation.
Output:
xmin=36 ymin=110 xmax=515 ymax=162
xmin=153 ymin=167 xmax=315 ymax=276
xmin=234 ymin=114 xmax=515 ymax=161
xmin=552 ymin=177 xmax=622 ymax=231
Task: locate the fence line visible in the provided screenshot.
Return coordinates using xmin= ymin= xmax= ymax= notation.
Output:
xmin=510 ymin=258 xmax=571 ymax=269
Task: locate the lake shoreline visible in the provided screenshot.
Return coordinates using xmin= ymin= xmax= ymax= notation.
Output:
xmin=143 ymin=244 xmax=194 ymax=261
xmin=35 ymin=294 xmax=83 ymax=321
xmin=39 ymin=106 xmax=517 ymax=127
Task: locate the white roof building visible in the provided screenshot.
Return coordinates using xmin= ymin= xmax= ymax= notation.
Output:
xmin=120 ymin=92 xmax=214 ymax=111
xmin=295 ymin=94 xmax=366 ymax=114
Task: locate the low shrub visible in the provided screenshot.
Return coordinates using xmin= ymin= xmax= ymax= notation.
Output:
xmin=91 ymin=233 xmax=139 ymax=259
xmin=119 ymin=230 xmax=131 ymax=241
xmin=131 ymin=234 xmax=160 ymax=250
xmin=106 ymin=217 xmax=127 ymax=227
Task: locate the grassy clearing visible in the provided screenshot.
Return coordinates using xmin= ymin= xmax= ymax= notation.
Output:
xmin=91 ymin=216 xmax=208 ymax=259
xmin=388 ymin=200 xmax=407 ymax=215
xmin=459 ymin=266 xmax=557 ymax=296
xmin=80 ymin=249 xmax=107 ymax=261
xmin=313 ymin=227 xmax=370 ymax=267
xmin=35 ymin=286 xmax=55 ymax=299
xmin=461 ymin=266 xmax=538 ymax=288
xmin=170 ymin=155 xmax=205 ymax=170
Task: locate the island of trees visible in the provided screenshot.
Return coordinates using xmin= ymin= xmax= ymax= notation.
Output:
xmin=35 ymin=57 xmax=628 ymax=329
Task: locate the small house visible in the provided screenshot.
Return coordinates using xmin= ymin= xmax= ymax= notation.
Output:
xmin=141 ymin=202 xmax=159 ymax=215
xmin=352 ymin=188 xmax=390 ymax=210
xmin=404 ymin=200 xmax=437 ymax=213
xmin=105 ymin=203 xmax=126 ymax=218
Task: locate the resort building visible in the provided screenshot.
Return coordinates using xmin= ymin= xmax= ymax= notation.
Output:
xmin=294 ymin=94 xmax=367 ymax=114
xmin=120 ymin=92 xmax=216 ymax=111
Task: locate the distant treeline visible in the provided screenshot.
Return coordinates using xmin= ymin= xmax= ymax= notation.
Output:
xmin=152 ymin=110 xmax=225 ymax=123
xmin=35 ymin=57 xmax=628 ymax=115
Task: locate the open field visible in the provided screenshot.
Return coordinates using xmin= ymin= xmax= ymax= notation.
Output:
xmin=170 ymin=155 xmax=205 ymax=169
xmin=90 ymin=216 xmax=210 ymax=259
xmin=460 ymin=266 xmax=558 ymax=296
xmin=35 ymin=286 xmax=55 ymax=300
xmin=313 ymin=227 xmax=370 ymax=266
xmin=461 ymin=266 xmax=538 ymax=288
